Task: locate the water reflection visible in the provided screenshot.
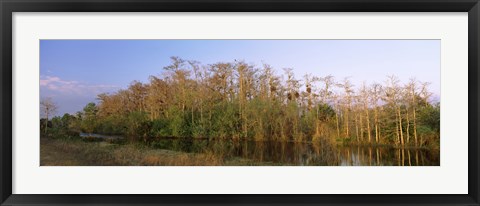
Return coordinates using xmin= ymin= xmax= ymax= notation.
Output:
xmin=337 ymin=146 xmax=439 ymax=166
xmin=148 ymin=138 xmax=439 ymax=166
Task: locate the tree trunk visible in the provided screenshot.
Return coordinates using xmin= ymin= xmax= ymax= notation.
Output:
xmin=395 ymin=108 xmax=400 ymax=145
xmin=45 ymin=111 xmax=49 ymax=135
xmin=365 ymin=106 xmax=371 ymax=143
xmin=359 ymin=112 xmax=364 ymax=141
xmin=354 ymin=112 xmax=359 ymax=141
xmin=406 ymin=107 xmax=410 ymax=144
xmin=344 ymin=107 xmax=349 ymax=138
xmin=374 ymin=106 xmax=379 ymax=143
xmin=335 ymin=108 xmax=340 ymax=139
xmin=398 ymin=107 xmax=404 ymax=146
xmin=413 ymin=107 xmax=418 ymax=146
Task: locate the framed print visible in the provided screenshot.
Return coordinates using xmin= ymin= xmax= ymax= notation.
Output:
xmin=1 ymin=0 xmax=479 ymax=205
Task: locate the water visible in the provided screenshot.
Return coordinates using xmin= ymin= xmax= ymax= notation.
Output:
xmin=79 ymin=133 xmax=440 ymax=166
xmin=336 ymin=146 xmax=439 ymax=166
xmin=148 ymin=138 xmax=440 ymax=166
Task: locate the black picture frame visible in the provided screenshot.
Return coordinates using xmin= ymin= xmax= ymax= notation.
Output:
xmin=1 ymin=0 xmax=479 ymax=205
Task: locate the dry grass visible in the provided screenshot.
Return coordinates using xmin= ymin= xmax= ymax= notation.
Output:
xmin=40 ymin=138 xmax=268 ymax=166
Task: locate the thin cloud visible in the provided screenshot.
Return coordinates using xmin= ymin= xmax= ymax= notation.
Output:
xmin=40 ymin=75 xmax=118 ymax=96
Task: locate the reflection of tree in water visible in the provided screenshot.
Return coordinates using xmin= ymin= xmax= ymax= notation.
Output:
xmin=147 ymin=137 xmax=438 ymax=166
xmin=336 ymin=146 xmax=438 ymax=166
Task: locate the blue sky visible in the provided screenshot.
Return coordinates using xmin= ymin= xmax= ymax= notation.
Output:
xmin=40 ymin=40 xmax=440 ymax=116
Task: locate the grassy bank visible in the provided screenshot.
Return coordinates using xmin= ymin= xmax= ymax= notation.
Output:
xmin=40 ymin=137 xmax=283 ymax=166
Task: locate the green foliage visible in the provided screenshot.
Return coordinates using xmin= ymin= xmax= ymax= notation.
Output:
xmin=151 ymin=118 xmax=172 ymax=137
xmin=416 ymin=103 xmax=440 ymax=147
xmin=209 ymin=102 xmax=240 ymax=139
xmin=81 ymin=102 xmax=98 ymax=133
xmin=315 ymin=103 xmax=336 ymax=122
xmin=169 ymin=112 xmax=187 ymax=137
xmin=126 ymin=111 xmax=151 ymax=141
xmin=40 ymin=114 xmax=80 ymax=139
xmin=97 ymin=115 xmax=127 ymax=135
xmin=417 ymin=103 xmax=440 ymax=133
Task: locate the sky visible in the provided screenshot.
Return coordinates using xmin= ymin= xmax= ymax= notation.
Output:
xmin=40 ymin=40 xmax=440 ymax=116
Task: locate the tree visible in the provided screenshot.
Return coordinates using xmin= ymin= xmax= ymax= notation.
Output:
xmin=82 ymin=102 xmax=98 ymax=134
xmin=385 ymin=75 xmax=404 ymax=146
xmin=359 ymin=82 xmax=372 ymax=142
xmin=163 ymin=56 xmax=190 ymax=115
xmin=320 ymin=75 xmax=340 ymax=139
xmin=370 ymin=83 xmax=382 ymax=143
xmin=76 ymin=57 xmax=439 ymax=148
xmin=407 ymin=78 xmax=419 ymax=146
xmin=40 ymin=97 xmax=58 ymax=136
xmin=404 ymin=78 xmax=419 ymax=145
xmin=283 ymin=68 xmax=302 ymax=140
xmin=338 ymin=78 xmax=354 ymax=138
xmin=420 ymin=81 xmax=433 ymax=107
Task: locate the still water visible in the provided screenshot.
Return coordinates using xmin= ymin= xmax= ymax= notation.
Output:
xmin=147 ymin=138 xmax=439 ymax=166
xmin=80 ymin=133 xmax=440 ymax=166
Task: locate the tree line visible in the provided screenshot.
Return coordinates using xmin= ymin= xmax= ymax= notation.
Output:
xmin=41 ymin=57 xmax=440 ymax=148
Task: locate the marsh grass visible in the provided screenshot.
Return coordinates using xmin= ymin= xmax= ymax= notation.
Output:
xmin=40 ymin=137 xmax=284 ymax=166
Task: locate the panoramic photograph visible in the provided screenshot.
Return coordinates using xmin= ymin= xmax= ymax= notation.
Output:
xmin=40 ymin=40 xmax=440 ymax=166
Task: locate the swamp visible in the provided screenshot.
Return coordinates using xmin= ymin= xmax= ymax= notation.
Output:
xmin=40 ymin=40 xmax=441 ymax=166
